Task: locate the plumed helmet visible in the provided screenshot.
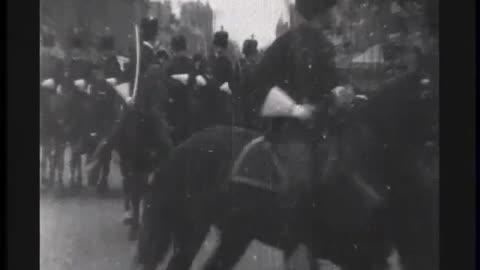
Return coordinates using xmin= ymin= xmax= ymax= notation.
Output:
xmin=140 ymin=16 xmax=159 ymax=41
xmin=213 ymin=27 xmax=229 ymax=49
xmin=171 ymin=34 xmax=187 ymax=52
xmin=295 ymin=0 xmax=337 ymax=21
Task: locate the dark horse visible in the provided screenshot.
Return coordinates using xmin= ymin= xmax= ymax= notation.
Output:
xmin=135 ymin=71 xmax=438 ymax=270
xmin=107 ymin=78 xmax=173 ymax=241
xmin=65 ymin=85 xmax=118 ymax=193
xmin=40 ymin=86 xmax=73 ymax=192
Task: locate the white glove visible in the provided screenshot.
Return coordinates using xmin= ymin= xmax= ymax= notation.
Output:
xmin=219 ymin=82 xmax=232 ymax=95
xmin=106 ymin=77 xmax=118 ymax=86
xmin=355 ymin=94 xmax=368 ymax=101
xmin=41 ymin=78 xmax=55 ymax=89
xmin=420 ymin=78 xmax=431 ymax=85
xmin=171 ymin=74 xmax=189 ymax=85
xmin=291 ymin=104 xmax=315 ymax=120
xmin=332 ymin=85 xmax=355 ymax=107
xmin=86 ymin=84 xmax=92 ymax=95
xmin=195 ymin=75 xmax=207 ymax=86
xmin=125 ymin=96 xmax=135 ymax=108
xmin=74 ymin=79 xmax=87 ymax=91
xmin=56 ymin=85 xmax=63 ymax=95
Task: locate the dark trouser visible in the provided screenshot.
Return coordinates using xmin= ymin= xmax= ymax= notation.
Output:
xmin=268 ymin=129 xmax=339 ymax=209
xmin=273 ymin=140 xmax=314 ymax=208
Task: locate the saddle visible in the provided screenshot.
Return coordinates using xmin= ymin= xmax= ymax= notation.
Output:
xmin=230 ymin=136 xmax=290 ymax=193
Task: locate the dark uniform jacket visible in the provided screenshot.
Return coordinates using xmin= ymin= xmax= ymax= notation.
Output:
xmin=249 ymin=24 xmax=343 ymax=142
xmin=122 ymin=42 xmax=169 ymax=115
xmin=64 ymin=49 xmax=94 ymax=142
xmin=164 ymin=54 xmax=195 ymax=144
xmin=201 ymin=54 xmax=234 ymax=127
xmin=234 ymin=56 xmax=261 ymax=129
xmin=90 ymin=55 xmax=122 ymax=137
xmin=120 ymin=41 xmax=172 ymax=154
xmin=40 ymin=47 xmax=65 ymax=138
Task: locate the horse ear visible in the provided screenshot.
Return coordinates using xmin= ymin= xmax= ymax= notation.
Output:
xmin=261 ymin=87 xmax=296 ymax=117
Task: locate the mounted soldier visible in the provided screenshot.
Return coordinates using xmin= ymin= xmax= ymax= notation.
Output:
xmin=90 ymin=17 xmax=172 ymax=166
xmin=165 ymin=34 xmax=196 ymax=144
xmin=65 ymin=27 xmax=96 ymax=190
xmin=202 ymin=28 xmax=235 ymax=127
xmin=233 ymin=35 xmax=261 ymax=129
xmin=40 ymin=30 xmax=65 ymax=188
xmin=232 ymin=0 xmax=356 ymax=207
xmin=85 ymin=28 xmax=123 ymax=193
xmin=89 ymin=18 xmax=172 ymax=238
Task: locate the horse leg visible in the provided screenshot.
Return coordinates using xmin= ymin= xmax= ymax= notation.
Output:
xmin=76 ymin=153 xmax=83 ymax=190
xmin=87 ymin=150 xmax=101 ymax=187
xmin=163 ymin=222 xmax=209 ymax=270
xmin=202 ymin=228 xmax=251 ymax=270
xmin=122 ymin=165 xmax=134 ymax=225
xmin=69 ymin=148 xmax=78 ymax=190
xmin=40 ymin=144 xmax=49 ymax=186
xmin=97 ymin=151 xmax=111 ymax=194
xmin=128 ymin=172 xmax=147 ymax=241
xmin=55 ymin=141 xmax=66 ymax=192
xmin=47 ymin=140 xmax=56 ymax=188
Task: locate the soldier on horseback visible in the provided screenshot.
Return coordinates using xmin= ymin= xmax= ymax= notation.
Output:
xmin=89 ymin=17 xmax=173 ymax=235
xmin=165 ymin=34 xmax=196 ymax=144
xmin=233 ymin=0 xmax=356 ymax=208
xmin=85 ymin=29 xmax=123 ymax=192
xmin=202 ymin=28 xmax=235 ymax=127
xmin=89 ymin=17 xmax=173 ymax=180
xmin=64 ymin=27 xmax=96 ymax=190
xmin=40 ymin=30 xmax=65 ymax=187
xmin=234 ymin=35 xmax=261 ymax=129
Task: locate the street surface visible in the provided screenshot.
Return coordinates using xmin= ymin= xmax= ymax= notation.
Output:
xmin=40 ymin=148 xmax=344 ymax=270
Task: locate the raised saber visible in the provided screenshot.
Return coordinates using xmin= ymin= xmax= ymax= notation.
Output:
xmin=132 ymin=23 xmax=140 ymax=102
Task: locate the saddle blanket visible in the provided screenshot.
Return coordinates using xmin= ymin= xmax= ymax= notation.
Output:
xmin=230 ymin=136 xmax=290 ymax=193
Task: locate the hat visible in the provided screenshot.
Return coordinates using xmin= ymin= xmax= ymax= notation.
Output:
xmin=213 ymin=27 xmax=229 ymax=49
xmin=98 ymin=27 xmax=114 ymax=51
xmin=295 ymin=0 xmax=337 ymax=21
xmin=242 ymin=35 xmax=258 ymax=56
xmin=70 ymin=27 xmax=86 ymax=49
xmin=171 ymin=34 xmax=187 ymax=52
xmin=140 ymin=17 xmax=159 ymax=41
